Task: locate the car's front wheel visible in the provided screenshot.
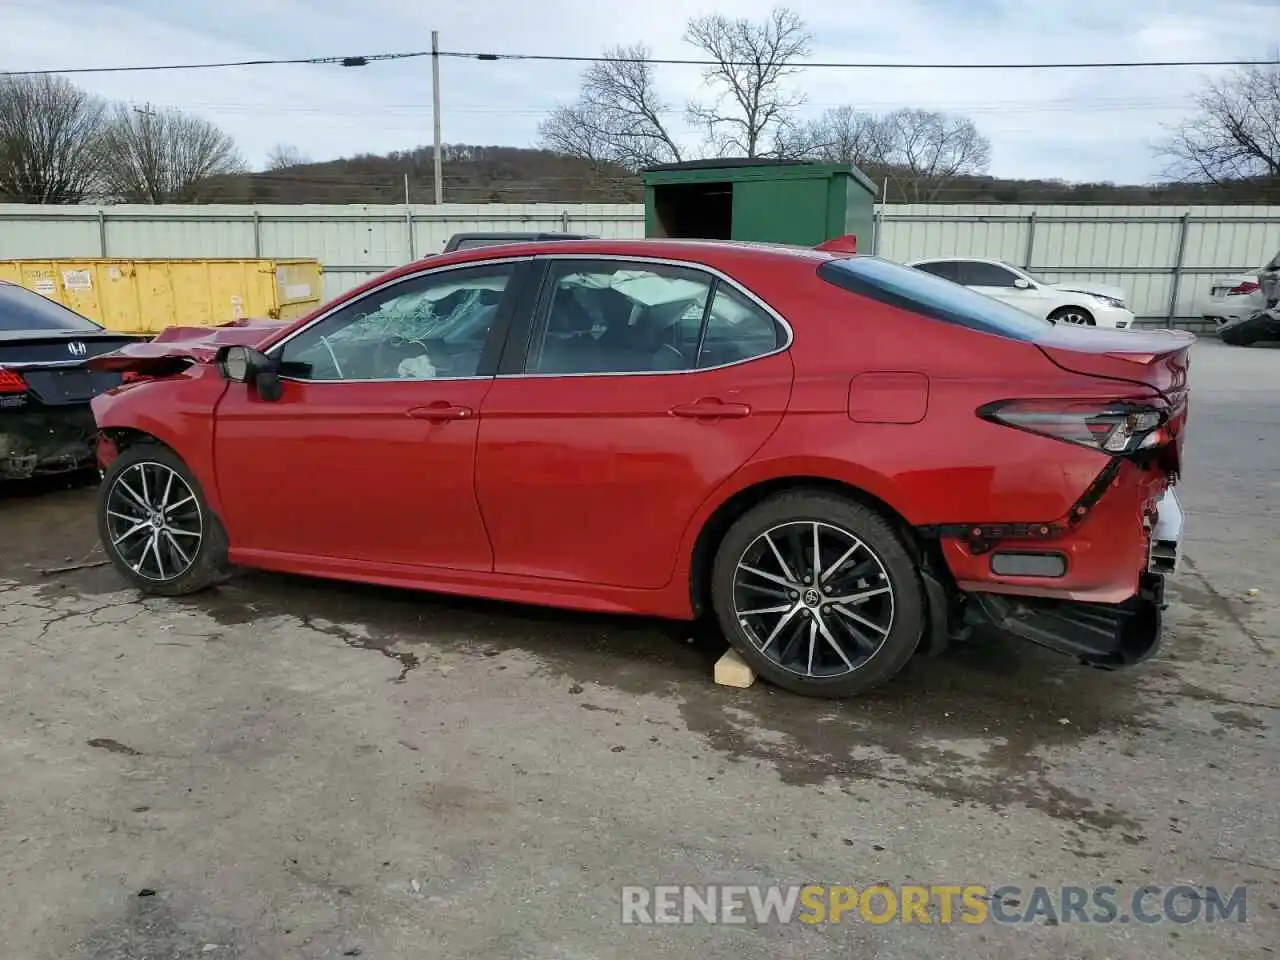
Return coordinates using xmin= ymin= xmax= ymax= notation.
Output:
xmin=709 ymin=491 xmax=925 ymax=698
xmin=97 ymin=443 xmax=230 ymax=596
xmin=1048 ymin=306 xmax=1095 ymax=326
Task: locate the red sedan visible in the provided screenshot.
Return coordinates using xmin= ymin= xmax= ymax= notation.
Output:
xmin=87 ymin=239 xmax=1191 ymax=698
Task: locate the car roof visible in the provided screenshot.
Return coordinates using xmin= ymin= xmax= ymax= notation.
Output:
xmin=410 ymin=237 xmax=842 ymax=276
xmin=908 ymin=256 xmax=1009 ymax=265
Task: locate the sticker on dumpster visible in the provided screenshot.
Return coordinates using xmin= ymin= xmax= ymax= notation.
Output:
xmin=231 ymin=295 xmax=243 ymax=318
xmin=108 ymin=267 xmax=122 ymax=281
xmin=32 ymin=277 xmax=55 ymax=295
xmin=62 ymin=269 xmax=92 ymax=291
xmin=283 ymin=283 xmax=312 ymax=300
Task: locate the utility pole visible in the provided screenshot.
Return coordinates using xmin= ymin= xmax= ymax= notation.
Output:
xmin=134 ymin=105 xmax=159 ymax=203
xmin=432 ymin=30 xmax=443 ymax=205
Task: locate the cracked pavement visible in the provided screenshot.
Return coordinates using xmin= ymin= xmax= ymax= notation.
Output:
xmin=0 ymin=339 xmax=1277 ymax=959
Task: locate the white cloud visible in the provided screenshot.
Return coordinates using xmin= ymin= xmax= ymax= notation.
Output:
xmin=1 ymin=0 xmax=1274 ymax=183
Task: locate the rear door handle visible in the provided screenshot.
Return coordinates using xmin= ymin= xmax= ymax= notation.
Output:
xmin=408 ymin=403 xmax=474 ymax=422
xmin=669 ymin=398 xmax=752 ymax=420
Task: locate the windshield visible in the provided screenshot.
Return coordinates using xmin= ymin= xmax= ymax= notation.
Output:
xmin=0 ymin=283 xmax=103 ymax=333
xmin=817 ymin=256 xmax=1053 ymax=342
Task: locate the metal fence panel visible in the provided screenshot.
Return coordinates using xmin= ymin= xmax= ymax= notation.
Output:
xmin=2 ymin=202 xmax=1277 ymax=327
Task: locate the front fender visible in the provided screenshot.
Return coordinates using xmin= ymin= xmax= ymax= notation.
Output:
xmin=92 ymin=365 xmax=229 ymax=519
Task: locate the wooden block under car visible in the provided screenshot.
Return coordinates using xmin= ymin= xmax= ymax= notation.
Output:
xmin=714 ymin=648 xmax=757 ymax=689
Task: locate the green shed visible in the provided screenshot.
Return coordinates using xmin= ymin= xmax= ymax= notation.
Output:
xmin=640 ymin=158 xmax=878 ymax=250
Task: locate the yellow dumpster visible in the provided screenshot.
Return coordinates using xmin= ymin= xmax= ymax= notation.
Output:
xmin=0 ymin=258 xmax=323 ymax=333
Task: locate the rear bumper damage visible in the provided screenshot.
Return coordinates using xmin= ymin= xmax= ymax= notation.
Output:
xmin=968 ymin=572 xmax=1167 ymax=668
xmin=0 ymin=407 xmax=99 ymax=480
xmin=962 ymin=487 xmax=1183 ymax=668
xmin=936 ymin=488 xmax=1182 ymax=670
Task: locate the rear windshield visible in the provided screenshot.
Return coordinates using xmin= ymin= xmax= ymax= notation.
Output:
xmin=817 ymin=256 xmax=1052 ymax=342
xmin=0 ymin=283 xmax=102 ymax=333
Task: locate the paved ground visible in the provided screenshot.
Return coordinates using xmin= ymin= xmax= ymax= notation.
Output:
xmin=1 ymin=339 xmax=1277 ymax=959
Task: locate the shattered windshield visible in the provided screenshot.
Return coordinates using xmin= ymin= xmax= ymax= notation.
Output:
xmin=329 ymin=276 xmax=508 ymax=347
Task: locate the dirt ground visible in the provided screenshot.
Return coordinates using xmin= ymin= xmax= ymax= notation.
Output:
xmin=1 ymin=338 xmax=1277 ymax=959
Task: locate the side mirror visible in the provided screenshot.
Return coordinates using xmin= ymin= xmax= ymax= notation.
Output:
xmin=1013 ymin=278 xmax=1032 ymax=289
xmin=216 ymin=345 xmax=282 ymax=402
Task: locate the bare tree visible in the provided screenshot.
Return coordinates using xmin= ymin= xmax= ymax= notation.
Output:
xmin=878 ymin=108 xmax=992 ymax=201
xmin=265 ymin=143 xmax=310 ymax=170
xmin=684 ymin=7 xmax=812 ymax=158
xmin=97 ymin=103 xmax=244 ymax=203
xmin=539 ymin=44 xmax=683 ymax=170
xmin=787 ymin=106 xmax=891 ymax=166
xmin=0 ymin=75 xmax=107 ymax=203
xmin=1157 ymin=60 xmax=1280 ymax=186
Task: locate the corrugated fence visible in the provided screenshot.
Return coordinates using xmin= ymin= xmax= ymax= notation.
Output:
xmin=2 ymin=202 xmax=1278 ymax=327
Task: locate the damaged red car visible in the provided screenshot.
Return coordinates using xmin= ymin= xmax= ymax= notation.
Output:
xmin=87 ymin=239 xmax=1191 ymax=698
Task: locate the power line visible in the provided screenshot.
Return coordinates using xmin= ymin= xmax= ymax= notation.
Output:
xmin=2 ymin=49 xmax=1276 ymax=78
xmin=441 ymin=51 xmax=1280 ymax=71
xmin=0 ymin=51 xmax=428 ymax=77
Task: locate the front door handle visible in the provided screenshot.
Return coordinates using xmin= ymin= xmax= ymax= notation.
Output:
xmin=669 ymin=398 xmax=752 ymax=420
xmin=408 ymin=402 xmax=474 ymax=422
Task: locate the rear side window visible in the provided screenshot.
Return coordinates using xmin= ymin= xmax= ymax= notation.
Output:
xmin=817 ymin=256 xmax=1051 ymax=342
xmin=0 ymin=283 xmax=102 ymax=332
xmin=912 ymin=260 xmax=962 ymax=283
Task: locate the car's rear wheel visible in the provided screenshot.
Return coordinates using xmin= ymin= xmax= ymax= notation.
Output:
xmin=1048 ymin=306 xmax=1095 ymax=326
xmin=97 ymin=443 xmax=230 ymax=596
xmin=709 ymin=491 xmax=925 ymax=698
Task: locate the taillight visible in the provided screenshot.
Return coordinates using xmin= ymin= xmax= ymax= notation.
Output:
xmin=1229 ymin=280 xmax=1260 ymax=295
xmin=979 ymin=399 xmax=1171 ymax=455
xmin=0 ymin=367 xmax=27 ymax=394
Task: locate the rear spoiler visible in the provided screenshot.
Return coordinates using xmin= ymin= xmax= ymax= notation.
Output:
xmin=815 ymin=235 xmax=857 ymax=254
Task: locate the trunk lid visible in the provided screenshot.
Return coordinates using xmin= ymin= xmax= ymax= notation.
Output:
xmin=0 ymin=330 xmax=144 ymax=406
xmin=85 ymin=318 xmax=285 ymax=375
xmin=1035 ymin=325 xmax=1193 ymax=401
xmin=1036 ymin=325 xmax=1194 ymax=475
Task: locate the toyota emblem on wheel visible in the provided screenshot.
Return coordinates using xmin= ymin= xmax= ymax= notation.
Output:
xmin=67 ymin=341 xmax=87 ymax=357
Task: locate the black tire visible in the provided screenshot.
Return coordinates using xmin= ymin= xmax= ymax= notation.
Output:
xmin=1048 ymin=306 xmax=1095 ymax=326
xmin=97 ymin=442 xmax=231 ymax=596
xmin=1220 ymin=326 xmax=1256 ymax=346
xmin=709 ymin=491 xmax=925 ymax=698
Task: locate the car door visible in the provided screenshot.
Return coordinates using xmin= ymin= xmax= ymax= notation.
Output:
xmin=212 ymin=257 xmax=532 ymax=572
xmin=958 ymin=260 xmax=1046 ymax=315
xmin=474 ymin=255 xmax=794 ymax=590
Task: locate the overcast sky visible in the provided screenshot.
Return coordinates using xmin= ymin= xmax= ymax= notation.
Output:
xmin=2 ymin=0 xmax=1275 ymax=184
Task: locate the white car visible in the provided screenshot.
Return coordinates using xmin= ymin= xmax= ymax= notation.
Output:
xmin=906 ymin=257 xmax=1136 ymax=329
xmin=1200 ymin=268 xmax=1267 ymax=328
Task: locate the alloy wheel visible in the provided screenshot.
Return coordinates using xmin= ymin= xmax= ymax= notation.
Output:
xmin=1056 ymin=310 xmax=1093 ymax=325
xmin=732 ymin=521 xmax=895 ymax=678
xmin=103 ymin=461 xmax=204 ymax=582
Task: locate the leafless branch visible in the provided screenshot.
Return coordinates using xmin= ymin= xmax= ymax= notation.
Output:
xmin=1155 ymin=60 xmax=1280 ymax=186
xmin=785 ymin=106 xmax=892 ymax=166
xmin=0 ymin=74 xmax=107 ymax=203
xmin=538 ymin=44 xmax=682 ymax=171
xmin=97 ymin=102 xmax=244 ymax=203
xmin=265 ymin=143 xmax=311 ymax=171
xmin=878 ymin=108 xmax=992 ymax=201
xmin=684 ymin=7 xmax=813 ymax=158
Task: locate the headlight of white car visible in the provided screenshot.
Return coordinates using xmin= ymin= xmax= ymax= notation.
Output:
xmin=1089 ymin=293 xmax=1125 ymax=309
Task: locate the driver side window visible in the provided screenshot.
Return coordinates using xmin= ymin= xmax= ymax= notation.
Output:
xmin=277 ymin=262 xmax=516 ymax=381
xmin=961 ymin=262 xmax=1019 ymax=288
